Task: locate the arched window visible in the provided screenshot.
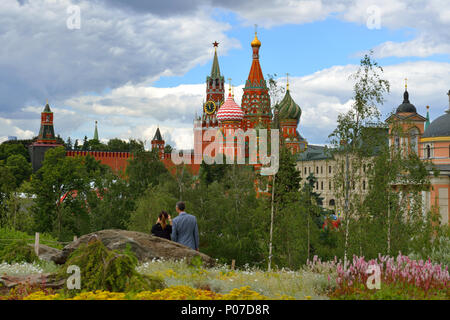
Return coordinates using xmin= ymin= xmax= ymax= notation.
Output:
xmin=426 ymin=145 xmax=431 ymax=158
xmin=321 ymin=181 xmax=323 ymax=190
xmin=409 ymin=128 xmax=419 ymax=154
xmin=329 ymin=199 xmax=335 ymax=206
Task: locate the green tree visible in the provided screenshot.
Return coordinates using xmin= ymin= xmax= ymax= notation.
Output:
xmin=31 ymin=147 xmax=93 ymax=239
xmin=192 ymin=165 xmax=267 ymax=267
xmin=0 ymin=165 xmax=14 ymax=227
xmin=328 ymin=51 xmax=390 ymax=266
xmin=267 ymin=147 xmax=303 ymax=269
xmin=126 ymin=150 xmax=168 ymax=197
xmin=0 ymin=142 xmax=30 ymax=163
xmin=128 ymin=183 xmax=177 ymax=233
xmin=6 ymin=154 xmax=32 ymax=189
xmin=88 ymin=172 xmax=135 ymax=232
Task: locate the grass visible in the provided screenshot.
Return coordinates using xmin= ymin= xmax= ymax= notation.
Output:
xmin=136 ymin=258 xmax=331 ymax=300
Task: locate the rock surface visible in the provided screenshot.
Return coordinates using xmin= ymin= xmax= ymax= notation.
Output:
xmin=27 ymin=244 xmax=62 ymax=263
xmin=0 ymin=273 xmax=65 ymax=291
xmin=53 ymin=229 xmax=215 ymax=266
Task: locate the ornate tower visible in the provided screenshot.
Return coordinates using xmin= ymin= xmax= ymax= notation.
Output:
xmin=276 ymin=79 xmax=307 ymax=154
xmin=29 ymin=101 xmax=63 ymax=171
xmin=151 ymin=127 xmax=165 ymax=159
xmin=93 ymin=121 xmax=99 ymax=140
xmin=37 ymin=101 xmax=57 ymax=144
xmin=203 ymin=41 xmax=224 ymax=129
xmin=241 ymin=31 xmax=271 ymax=130
xmin=195 ymin=41 xmax=226 ymax=159
xmin=386 ymin=80 xmax=426 ymax=155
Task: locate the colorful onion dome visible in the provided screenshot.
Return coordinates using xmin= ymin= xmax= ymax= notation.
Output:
xmin=278 ymin=89 xmax=301 ymax=122
xmin=217 ymin=93 xmax=244 ymax=122
xmin=251 ymin=32 xmax=261 ymax=47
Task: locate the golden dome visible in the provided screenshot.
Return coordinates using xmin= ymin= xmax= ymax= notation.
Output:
xmin=251 ymin=32 xmax=261 ymax=47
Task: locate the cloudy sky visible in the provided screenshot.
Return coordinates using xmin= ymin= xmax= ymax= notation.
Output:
xmin=1 ymin=0 xmax=449 ymax=149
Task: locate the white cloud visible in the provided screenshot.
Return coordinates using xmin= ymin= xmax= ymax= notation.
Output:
xmin=285 ymin=60 xmax=450 ymax=144
xmin=0 ymin=0 xmax=239 ymax=113
xmin=220 ymin=0 xmax=450 ymax=58
xmin=0 ymin=117 xmax=35 ymax=141
xmin=27 ymin=60 xmax=445 ymax=148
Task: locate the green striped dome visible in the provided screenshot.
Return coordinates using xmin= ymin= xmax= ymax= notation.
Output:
xmin=278 ymin=89 xmax=301 ymax=122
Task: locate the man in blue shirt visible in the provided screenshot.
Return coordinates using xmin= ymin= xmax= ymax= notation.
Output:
xmin=171 ymin=201 xmax=199 ymax=251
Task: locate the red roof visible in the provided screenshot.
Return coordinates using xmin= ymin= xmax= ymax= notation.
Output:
xmin=217 ymin=93 xmax=244 ymax=122
xmin=247 ymin=58 xmax=264 ymax=87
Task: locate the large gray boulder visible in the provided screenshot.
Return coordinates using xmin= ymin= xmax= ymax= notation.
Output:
xmin=28 ymin=244 xmax=62 ymax=263
xmin=53 ymin=229 xmax=215 ymax=266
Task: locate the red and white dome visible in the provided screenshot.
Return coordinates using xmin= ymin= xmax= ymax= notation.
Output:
xmin=216 ymin=93 xmax=244 ymax=122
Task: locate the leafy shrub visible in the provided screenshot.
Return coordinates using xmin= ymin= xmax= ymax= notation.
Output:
xmin=57 ymin=240 xmax=165 ymax=293
xmin=0 ymin=240 xmax=39 ymax=264
xmin=0 ymin=228 xmax=61 ymax=250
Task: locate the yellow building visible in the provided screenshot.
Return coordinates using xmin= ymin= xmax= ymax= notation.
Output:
xmin=295 ymin=88 xmax=450 ymax=226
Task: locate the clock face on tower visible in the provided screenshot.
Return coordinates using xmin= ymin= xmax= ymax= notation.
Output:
xmin=204 ymin=100 xmax=216 ymax=115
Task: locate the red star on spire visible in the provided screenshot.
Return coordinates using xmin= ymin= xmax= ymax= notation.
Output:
xmin=212 ymin=41 xmax=219 ymax=47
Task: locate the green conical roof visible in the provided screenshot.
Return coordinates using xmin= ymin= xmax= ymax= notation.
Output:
xmin=278 ymin=89 xmax=301 ymax=122
xmin=94 ymin=121 xmax=99 ymax=140
xmin=152 ymin=127 xmax=163 ymax=141
xmin=210 ymin=48 xmax=221 ymax=79
xmin=43 ymin=101 xmax=51 ymax=112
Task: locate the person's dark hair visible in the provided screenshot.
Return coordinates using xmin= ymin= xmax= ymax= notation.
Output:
xmin=176 ymin=201 xmax=185 ymax=212
xmin=158 ymin=211 xmax=169 ymax=230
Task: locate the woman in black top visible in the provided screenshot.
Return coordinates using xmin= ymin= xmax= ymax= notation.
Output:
xmin=151 ymin=211 xmax=172 ymax=240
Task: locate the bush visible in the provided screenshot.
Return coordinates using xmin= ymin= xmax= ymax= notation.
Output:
xmin=0 ymin=228 xmax=61 ymax=250
xmin=58 ymin=240 xmax=165 ymax=293
xmin=0 ymin=240 xmax=39 ymax=264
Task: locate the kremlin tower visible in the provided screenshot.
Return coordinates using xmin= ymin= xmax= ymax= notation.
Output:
xmin=29 ymin=101 xmax=63 ymax=171
xmin=195 ymin=41 xmax=225 ymax=158
xmin=151 ymin=127 xmax=165 ymax=159
xmin=241 ymin=31 xmax=271 ymax=130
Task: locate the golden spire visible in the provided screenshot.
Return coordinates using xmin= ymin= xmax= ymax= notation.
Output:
xmin=404 ymin=78 xmax=408 ymax=90
xmin=232 ymin=85 xmax=235 ymax=98
xmin=286 ymin=73 xmax=290 ymax=91
xmin=251 ymin=24 xmax=261 ymax=47
xmin=227 ymin=78 xmax=232 ymax=94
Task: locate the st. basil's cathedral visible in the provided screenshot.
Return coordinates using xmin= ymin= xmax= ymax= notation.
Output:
xmin=30 ymin=31 xmax=307 ymax=173
xmin=194 ymin=32 xmax=307 ymax=162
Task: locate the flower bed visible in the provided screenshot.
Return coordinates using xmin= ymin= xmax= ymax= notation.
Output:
xmin=20 ymin=286 xmax=272 ymax=300
xmin=307 ymin=254 xmax=450 ymax=300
